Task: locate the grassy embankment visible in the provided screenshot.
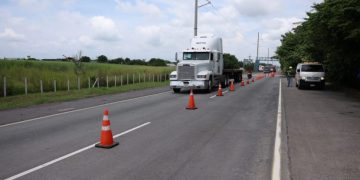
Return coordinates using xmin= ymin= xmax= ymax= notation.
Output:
xmin=0 ymin=60 xmax=174 ymax=110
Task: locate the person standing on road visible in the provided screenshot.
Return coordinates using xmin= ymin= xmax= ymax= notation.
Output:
xmin=286 ymin=66 xmax=293 ymax=87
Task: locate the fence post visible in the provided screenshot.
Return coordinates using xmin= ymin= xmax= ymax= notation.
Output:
xmin=138 ymin=73 xmax=141 ymax=83
xmin=121 ymin=75 xmax=123 ymax=86
xmin=106 ymin=76 xmax=109 ymax=88
xmin=67 ymin=79 xmax=70 ymax=91
xmin=97 ymin=78 xmax=100 ymax=88
xmin=127 ymin=74 xmax=129 ymax=85
xmin=77 ymin=77 xmax=80 ymax=90
xmin=153 ymin=74 xmax=155 ymax=82
xmin=25 ymin=77 xmax=28 ymax=95
xmin=143 ymin=73 xmax=145 ymax=83
xmin=3 ymin=77 xmax=6 ymax=97
xmin=88 ymin=77 xmax=91 ymax=88
xmin=132 ymin=74 xmax=135 ymax=84
xmin=40 ymin=80 xmax=43 ymax=94
xmin=54 ymin=80 xmax=57 ymax=92
xmin=114 ymin=75 xmax=117 ymax=87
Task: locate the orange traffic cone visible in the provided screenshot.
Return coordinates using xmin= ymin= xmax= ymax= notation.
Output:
xmin=246 ymin=80 xmax=250 ymax=85
xmin=229 ymin=81 xmax=235 ymax=91
xmin=95 ymin=109 xmax=119 ymax=149
xmin=217 ymin=84 xmax=223 ymax=96
xmin=186 ymin=89 xmax=197 ymax=110
xmin=241 ymin=80 xmax=245 ymax=86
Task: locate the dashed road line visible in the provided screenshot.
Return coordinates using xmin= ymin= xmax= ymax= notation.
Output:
xmin=5 ymin=122 xmax=151 ymax=180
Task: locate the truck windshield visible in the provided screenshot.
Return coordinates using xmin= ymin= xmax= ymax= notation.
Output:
xmin=183 ymin=52 xmax=209 ymax=60
xmin=301 ymin=65 xmax=324 ymax=72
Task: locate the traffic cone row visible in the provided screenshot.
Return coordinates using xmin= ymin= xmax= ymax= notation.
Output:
xmin=95 ymin=109 xmax=119 ymax=149
xmin=186 ymin=89 xmax=197 ymax=110
xmin=241 ymin=80 xmax=245 ymax=86
xmin=217 ymin=84 xmax=223 ymax=96
xmin=229 ymin=81 xmax=235 ymax=91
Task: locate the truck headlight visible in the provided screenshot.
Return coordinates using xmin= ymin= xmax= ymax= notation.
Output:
xmin=301 ymin=76 xmax=306 ymax=80
xmin=197 ymin=75 xmax=207 ymax=78
xmin=321 ymin=77 xmax=325 ymax=80
xmin=170 ymin=75 xmax=176 ymax=78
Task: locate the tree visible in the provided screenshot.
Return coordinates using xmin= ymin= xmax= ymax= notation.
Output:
xmin=72 ymin=51 xmax=85 ymax=76
xmin=276 ymin=0 xmax=360 ymax=88
xmin=223 ymin=53 xmax=240 ymax=69
xmin=148 ymin=58 xmax=167 ymax=66
xmin=97 ymin=55 xmax=108 ymax=63
xmin=80 ymin=56 xmax=91 ymax=62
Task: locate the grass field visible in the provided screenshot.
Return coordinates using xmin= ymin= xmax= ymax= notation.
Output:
xmin=0 ymin=60 xmax=174 ymax=96
xmin=0 ymin=81 xmax=169 ymax=110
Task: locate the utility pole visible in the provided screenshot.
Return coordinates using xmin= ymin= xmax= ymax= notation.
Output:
xmin=194 ymin=0 xmax=198 ymax=36
xmin=256 ymin=32 xmax=259 ymax=62
xmin=194 ymin=0 xmax=212 ymax=37
xmin=268 ymin=48 xmax=270 ymax=64
xmin=254 ymin=32 xmax=260 ymax=72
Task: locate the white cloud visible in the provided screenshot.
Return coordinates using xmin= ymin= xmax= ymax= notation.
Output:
xmin=115 ymin=0 xmax=161 ymax=16
xmin=90 ymin=16 xmax=120 ymax=42
xmin=0 ymin=28 xmax=25 ymax=41
xmin=14 ymin=0 xmax=51 ymax=10
xmin=232 ymin=0 xmax=282 ymax=17
xmin=262 ymin=17 xmax=303 ymax=41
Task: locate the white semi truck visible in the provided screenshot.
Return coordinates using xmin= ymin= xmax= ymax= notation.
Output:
xmin=170 ymin=34 xmax=242 ymax=93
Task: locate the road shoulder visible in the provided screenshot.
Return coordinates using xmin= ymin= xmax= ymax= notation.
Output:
xmin=282 ymin=78 xmax=360 ymax=179
xmin=0 ymin=87 xmax=170 ymax=125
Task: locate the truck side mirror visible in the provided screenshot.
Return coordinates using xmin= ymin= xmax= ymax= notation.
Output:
xmin=296 ymin=69 xmax=300 ymax=72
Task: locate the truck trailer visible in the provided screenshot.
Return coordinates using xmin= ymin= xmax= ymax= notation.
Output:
xmin=170 ymin=34 xmax=242 ymax=93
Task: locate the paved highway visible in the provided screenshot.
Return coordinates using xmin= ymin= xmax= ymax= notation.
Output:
xmin=1 ymin=76 xmax=359 ymax=180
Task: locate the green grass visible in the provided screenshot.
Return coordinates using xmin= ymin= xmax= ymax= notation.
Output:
xmin=0 ymin=81 xmax=169 ymax=110
xmin=0 ymin=60 xmax=174 ymax=96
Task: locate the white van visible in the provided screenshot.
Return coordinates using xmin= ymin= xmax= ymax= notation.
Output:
xmin=295 ymin=63 xmax=325 ymax=89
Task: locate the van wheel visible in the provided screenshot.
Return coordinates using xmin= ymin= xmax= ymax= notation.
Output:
xmin=173 ymin=88 xmax=181 ymax=93
xmin=298 ymin=82 xmax=303 ymax=90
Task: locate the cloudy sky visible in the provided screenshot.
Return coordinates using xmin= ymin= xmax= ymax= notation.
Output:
xmin=0 ymin=0 xmax=323 ymax=61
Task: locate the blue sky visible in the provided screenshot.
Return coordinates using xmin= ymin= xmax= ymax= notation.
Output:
xmin=0 ymin=0 xmax=323 ymax=61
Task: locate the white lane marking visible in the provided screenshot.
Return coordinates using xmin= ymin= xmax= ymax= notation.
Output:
xmin=209 ymin=95 xmax=217 ymax=99
xmin=5 ymin=122 xmax=151 ymax=180
xmin=209 ymin=88 xmax=230 ymax=99
xmin=272 ymin=79 xmax=282 ymax=180
xmin=0 ymin=91 xmax=170 ymax=128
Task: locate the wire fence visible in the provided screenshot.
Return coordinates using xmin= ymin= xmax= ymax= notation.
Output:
xmin=1 ymin=73 xmax=169 ymax=97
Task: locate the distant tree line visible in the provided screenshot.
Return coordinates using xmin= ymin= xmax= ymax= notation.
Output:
xmin=276 ymin=0 xmax=360 ymax=88
xmin=20 ymin=55 xmax=174 ymax=67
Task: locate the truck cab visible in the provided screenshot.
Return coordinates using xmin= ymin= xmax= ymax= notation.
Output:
xmin=170 ymin=34 xmax=224 ymax=93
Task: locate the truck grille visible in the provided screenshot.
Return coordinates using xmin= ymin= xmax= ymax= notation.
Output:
xmin=178 ymin=65 xmax=195 ymax=80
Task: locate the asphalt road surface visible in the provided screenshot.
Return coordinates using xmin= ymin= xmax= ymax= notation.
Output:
xmin=1 ymin=76 xmax=359 ymax=180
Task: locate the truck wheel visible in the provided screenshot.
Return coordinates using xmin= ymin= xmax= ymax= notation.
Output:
xmin=173 ymin=88 xmax=181 ymax=93
xmin=207 ymin=79 xmax=213 ymax=93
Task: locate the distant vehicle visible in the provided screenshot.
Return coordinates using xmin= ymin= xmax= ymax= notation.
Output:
xmin=295 ymin=62 xmax=325 ymax=89
xmin=263 ymin=66 xmax=271 ymax=73
xmin=270 ymin=66 xmax=276 ymax=72
xmin=170 ymin=34 xmax=242 ymax=93
xmin=258 ymin=65 xmax=264 ymax=71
